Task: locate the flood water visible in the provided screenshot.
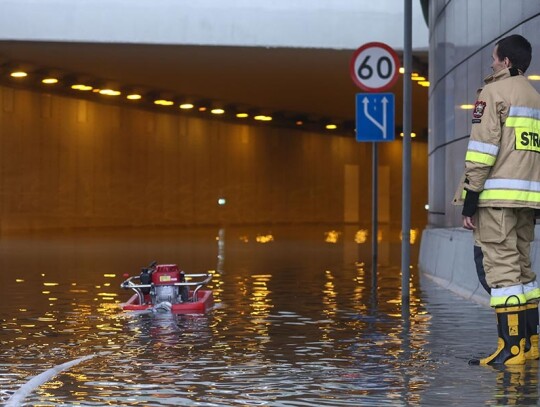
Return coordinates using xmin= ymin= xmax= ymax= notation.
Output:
xmin=0 ymin=225 xmax=539 ymax=406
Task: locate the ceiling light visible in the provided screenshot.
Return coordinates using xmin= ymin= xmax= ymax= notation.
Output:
xmin=399 ymin=67 xmax=405 ymax=74
xmin=236 ymin=113 xmax=249 ymax=118
xmin=411 ymin=76 xmax=426 ymax=81
xmin=179 ymin=103 xmax=194 ymax=109
xmin=126 ymin=94 xmax=142 ymax=100
xmin=198 ymin=107 xmax=207 ymax=112
xmin=528 ymin=75 xmax=540 ymax=80
xmin=10 ymin=71 xmax=27 ymax=78
xmin=254 ymin=115 xmax=272 ymax=121
xmin=99 ymin=89 xmax=121 ymax=96
xmin=400 ymin=132 xmax=416 ymax=138
xmin=71 ymin=84 xmax=93 ymax=91
xmin=460 ymin=104 xmax=474 ymax=109
xmin=42 ymin=78 xmax=58 ymax=84
xmin=154 ymin=99 xmax=174 ymax=106
xmin=296 ymin=120 xmax=304 ymax=126
xmin=326 ymin=124 xmax=337 ymax=130
xmin=211 ymin=108 xmax=225 ymax=114
xmin=418 ymin=81 xmax=430 ymax=87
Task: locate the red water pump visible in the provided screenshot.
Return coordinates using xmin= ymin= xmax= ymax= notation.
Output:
xmin=149 ymin=264 xmax=188 ymax=304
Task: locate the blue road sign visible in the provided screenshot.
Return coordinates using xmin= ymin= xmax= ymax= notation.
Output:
xmin=355 ymin=93 xmax=395 ymax=142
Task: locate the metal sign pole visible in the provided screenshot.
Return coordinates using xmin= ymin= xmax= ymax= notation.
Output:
xmin=350 ymin=41 xmax=399 ymax=301
xmin=372 ymin=142 xmax=378 ymax=288
xmin=401 ymin=0 xmax=412 ymax=306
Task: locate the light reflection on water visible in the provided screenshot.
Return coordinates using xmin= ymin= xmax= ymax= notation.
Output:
xmin=0 ymin=225 xmax=538 ymax=406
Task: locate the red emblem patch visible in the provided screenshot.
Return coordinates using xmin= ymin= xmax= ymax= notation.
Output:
xmin=473 ymin=101 xmax=486 ymax=118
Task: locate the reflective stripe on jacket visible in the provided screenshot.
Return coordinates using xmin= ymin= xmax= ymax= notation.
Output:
xmin=454 ymin=68 xmax=540 ymax=208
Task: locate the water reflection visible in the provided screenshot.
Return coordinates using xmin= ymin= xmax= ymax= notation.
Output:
xmin=491 ymin=363 xmax=539 ymax=405
xmin=1 ymin=225 xmax=534 ymax=406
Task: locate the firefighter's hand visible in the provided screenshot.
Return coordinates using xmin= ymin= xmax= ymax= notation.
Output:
xmin=463 ymin=216 xmax=475 ymax=230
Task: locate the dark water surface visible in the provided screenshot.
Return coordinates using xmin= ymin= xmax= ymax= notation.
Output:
xmin=0 ymin=225 xmax=538 ymax=406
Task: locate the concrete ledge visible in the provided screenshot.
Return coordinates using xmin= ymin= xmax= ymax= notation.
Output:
xmin=419 ymin=226 xmax=540 ymax=307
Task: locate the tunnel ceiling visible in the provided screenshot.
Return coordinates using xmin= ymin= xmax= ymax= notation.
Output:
xmin=0 ymin=41 xmax=429 ymax=137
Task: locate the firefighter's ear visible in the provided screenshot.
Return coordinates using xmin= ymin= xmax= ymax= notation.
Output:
xmin=504 ymin=57 xmax=511 ymax=68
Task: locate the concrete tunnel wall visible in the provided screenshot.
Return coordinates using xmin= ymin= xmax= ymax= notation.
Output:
xmin=419 ymin=226 xmax=540 ymax=307
xmin=0 ymin=84 xmax=428 ymax=232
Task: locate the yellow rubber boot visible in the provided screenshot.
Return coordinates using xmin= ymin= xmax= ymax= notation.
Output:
xmin=524 ymin=302 xmax=539 ymax=360
xmin=469 ymin=305 xmax=527 ymax=366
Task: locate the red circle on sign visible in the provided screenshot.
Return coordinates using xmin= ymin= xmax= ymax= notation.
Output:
xmin=350 ymin=42 xmax=400 ymax=92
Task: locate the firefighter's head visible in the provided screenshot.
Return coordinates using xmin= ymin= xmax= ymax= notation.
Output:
xmin=493 ymin=34 xmax=532 ymax=74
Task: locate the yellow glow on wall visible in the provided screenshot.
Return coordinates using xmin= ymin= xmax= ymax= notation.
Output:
xmin=256 ymin=234 xmax=274 ymax=243
xmin=15 ymin=279 xmax=24 ymax=283
xmin=399 ymin=229 xmax=419 ymax=244
xmin=10 ymin=71 xmax=27 ymax=78
xmin=126 ymin=94 xmax=142 ymax=100
xmin=410 ymin=228 xmax=418 ymax=244
xmin=355 ymin=229 xmax=368 ymax=244
xmin=325 ymin=230 xmax=340 ymax=243
xmin=42 ymin=78 xmax=58 ymax=84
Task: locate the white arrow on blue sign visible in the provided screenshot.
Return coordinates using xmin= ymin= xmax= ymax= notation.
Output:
xmin=355 ymin=93 xmax=395 ymax=142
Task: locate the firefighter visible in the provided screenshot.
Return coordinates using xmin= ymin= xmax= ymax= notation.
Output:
xmin=454 ymin=35 xmax=540 ymax=365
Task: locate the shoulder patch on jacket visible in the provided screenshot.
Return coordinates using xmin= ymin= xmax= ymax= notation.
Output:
xmin=473 ymin=101 xmax=487 ymax=118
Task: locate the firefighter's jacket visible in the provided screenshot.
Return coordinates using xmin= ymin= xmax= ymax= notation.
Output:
xmin=453 ymin=67 xmax=540 ymax=210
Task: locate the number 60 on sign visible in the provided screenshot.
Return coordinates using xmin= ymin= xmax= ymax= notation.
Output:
xmin=349 ymin=42 xmax=400 ymax=92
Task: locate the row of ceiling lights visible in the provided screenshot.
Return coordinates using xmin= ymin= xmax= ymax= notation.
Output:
xmin=5 ymin=65 xmax=432 ymax=136
xmin=398 ymin=67 xmax=430 ymax=87
xmin=6 ymin=68 xmax=341 ymax=131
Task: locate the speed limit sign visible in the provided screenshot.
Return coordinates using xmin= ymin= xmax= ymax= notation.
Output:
xmin=350 ymin=42 xmax=400 ymax=92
